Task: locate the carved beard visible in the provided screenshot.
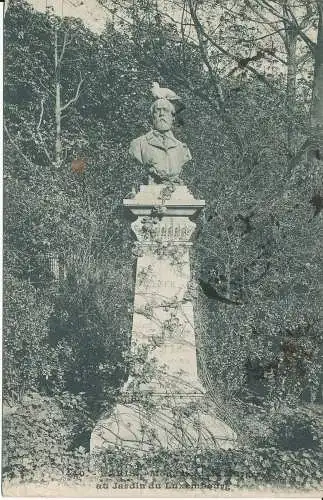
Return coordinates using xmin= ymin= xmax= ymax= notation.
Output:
xmin=153 ymin=116 xmax=173 ymax=132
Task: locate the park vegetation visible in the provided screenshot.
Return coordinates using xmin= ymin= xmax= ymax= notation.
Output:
xmin=3 ymin=0 xmax=323 ymax=488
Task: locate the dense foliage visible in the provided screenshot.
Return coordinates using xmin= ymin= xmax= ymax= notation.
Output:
xmin=3 ymin=0 xmax=322 ymax=487
xmin=96 ymin=446 xmax=323 ymax=489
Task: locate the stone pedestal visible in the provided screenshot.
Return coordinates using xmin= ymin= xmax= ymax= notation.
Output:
xmin=90 ymin=184 xmax=237 ymax=452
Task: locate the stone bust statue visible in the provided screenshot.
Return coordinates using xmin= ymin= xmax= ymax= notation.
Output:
xmin=129 ymin=98 xmax=192 ymax=184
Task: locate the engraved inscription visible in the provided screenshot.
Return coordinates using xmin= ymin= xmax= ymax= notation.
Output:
xmin=138 ymin=279 xmax=176 ymax=289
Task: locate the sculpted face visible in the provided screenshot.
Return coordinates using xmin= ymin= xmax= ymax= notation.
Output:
xmin=152 ymin=99 xmax=175 ymax=132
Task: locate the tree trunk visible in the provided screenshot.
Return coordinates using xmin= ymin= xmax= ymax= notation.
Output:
xmin=310 ymin=0 xmax=323 ymax=159
xmin=285 ymin=24 xmax=297 ymax=155
xmin=4 ymin=0 xmax=10 ymax=17
xmin=54 ymin=29 xmax=62 ymax=166
xmin=55 ymin=82 xmax=62 ymax=165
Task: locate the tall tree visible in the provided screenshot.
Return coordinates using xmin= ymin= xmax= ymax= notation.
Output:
xmin=311 ymin=0 xmax=323 ymax=158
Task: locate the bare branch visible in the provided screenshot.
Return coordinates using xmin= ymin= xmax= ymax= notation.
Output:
xmin=54 ymin=28 xmax=58 ymax=70
xmin=264 ymin=50 xmax=287 ymax=66
xmin=171 ymin=71 xmax=216 ymax=105
xmin=4 ymin=123 xmax=38 ymax=168
xmin=36 ymin=98 xmax=52 ymax=163
xmin=286 ymin=1 xmax=315 ymax=31
xmin=37 ymin=98 xmax=45 ymax=131
xmin=60 ymin=73 xmax=84 ymax=112
xmin=257 ymin=0 xmax=316 ymax=52
xmin=188 ymin=2 xmax=224 ymax=110
xmin=65 ymin=33 xmax=77 ymax=46
xmin=287 ymin=137 xmax=312 ymax=172
xmin=225 ymin=1 xmax=279 ymax=27
xmin=180 ymin=2 xmax=188 ymax=65
xmin=188 ymin=2 xmax=277 ymax=90
xmin=37 ymin=78 xmax=55 ymax=97
xmin=238 ymin=27 xmax=286 ymax=42
xmin=297 ymin=50 xmax=313 ymax=69
xmin=4 ymin=0 xmax=11 ymax=17
xmin=37 ymin=137 xmax=52 ymax=163
xmin=98 ymin=0 xmax=133 ymax=27
xmin=59 ymin=31 xmax=69 ymax=64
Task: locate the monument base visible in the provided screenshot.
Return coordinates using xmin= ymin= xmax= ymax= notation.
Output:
xmin=90 ymin=393 xmax=237 ymax=453
xmin=90 ymin=183 xmax=237 ymax=454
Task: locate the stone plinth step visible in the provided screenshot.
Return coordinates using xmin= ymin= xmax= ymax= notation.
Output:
xmin=91 ymin=395 xmax=237 ymax=453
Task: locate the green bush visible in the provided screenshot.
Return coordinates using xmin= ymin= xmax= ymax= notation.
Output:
xmin=264 ymin=406 xmax=321 ymax=451
xmin=2 ymin=392 xmax=91 ymax=482
xmin=3 ymin=276 xmax=53 ymax=403
xmin=96 ymin=447 xmax=323 ymax=489
xmin=46 ymin=258 xmax=132 ymax=418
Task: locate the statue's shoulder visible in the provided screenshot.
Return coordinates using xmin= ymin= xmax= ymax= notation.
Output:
xmin=129 ymin=136 xmax=142 ymax=148
xmin=175 ymin=137 xmax=190 ymax=149
xmin=180 ymin=140 xmax=190 ymax=149
xmin=170 ymin=134 xmax=189 ymax=150
xmin=130 ymin=131 xmax=153 ymax=145
xmin=129 ymin=132 xmax=152 ymax=163
xmin=178 ymin=139 xmax=192 ymax=161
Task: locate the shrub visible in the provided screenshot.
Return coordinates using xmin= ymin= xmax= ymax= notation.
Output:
xmin=95 ymin=446 xmax=323 ymax=489
xmin=2 ymin=392 xmax=91 ymax=482
xmin=264 ymin=406 xmax=321 ymax=451
xmin=3 ymin=276 xmax=52 ymax=404
xmin=46 ymin=258 xmax=132 ymax=418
